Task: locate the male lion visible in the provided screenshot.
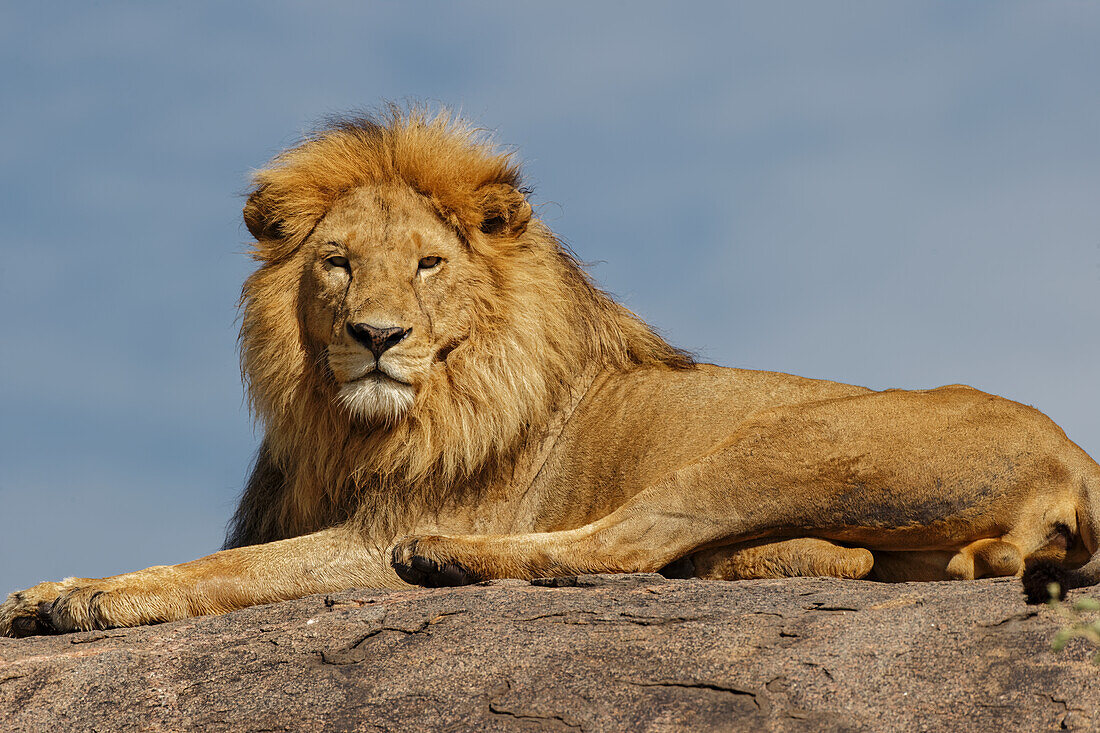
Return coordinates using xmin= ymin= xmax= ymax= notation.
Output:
xmin=3 ymin=108 xmax=1098 ymax=637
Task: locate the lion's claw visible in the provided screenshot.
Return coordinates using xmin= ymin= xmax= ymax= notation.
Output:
xmin=9 ymin=606 xmax=57 ymax=638
xmin=391 ymin=539 xmax=481 ymax=588
xmin=33 ymin=603 xmax=62 ymax=635
xmin=38 ymin=594 xmax=82 ymax=634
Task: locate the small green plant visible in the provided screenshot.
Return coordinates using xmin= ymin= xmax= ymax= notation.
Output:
xmin=1047 ymin=583 xmax=1100 ymax=664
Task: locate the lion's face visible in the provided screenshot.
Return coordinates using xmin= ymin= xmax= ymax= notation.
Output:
xmin=300 ymin=184 xmax=476 ymax=424
xmin=237 ymin=111 xmax=688 ymax=520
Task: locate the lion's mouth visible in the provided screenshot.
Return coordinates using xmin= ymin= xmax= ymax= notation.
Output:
xmin=336 ymin=366 xmax=417 ymax=423
xmin=348 ymin=368 xmax=410 ymax=387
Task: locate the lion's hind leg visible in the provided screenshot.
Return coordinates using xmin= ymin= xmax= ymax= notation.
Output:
xmin=691 ymin=538 xmax=874 ymax=581
xmin=870 ymin=538 xmax=1024 ymax=582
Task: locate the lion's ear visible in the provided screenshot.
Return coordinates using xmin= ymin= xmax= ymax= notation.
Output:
xmin=476 ymin=184 xmax=532 ymax=238
xmin=244 ymin=186 xmax=284 ymax=242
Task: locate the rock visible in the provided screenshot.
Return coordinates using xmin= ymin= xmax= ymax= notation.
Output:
xmin=1 ymin=575 xmax=1098 ymax=731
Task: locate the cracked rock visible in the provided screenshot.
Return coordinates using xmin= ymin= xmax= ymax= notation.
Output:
xmin=1 ymin=575 xmax=1098 ymax=731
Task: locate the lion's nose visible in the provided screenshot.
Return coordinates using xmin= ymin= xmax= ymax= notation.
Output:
xmin=346 ymin=323 xmax=411 ymax=359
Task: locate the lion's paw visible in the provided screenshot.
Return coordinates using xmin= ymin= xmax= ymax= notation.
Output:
xmin=37 ymin=583 xmax=131 ymax=634
xmin=390 ymin=537 xmax=482 ymax=588
xmin=0 ymin=580 xmax=73 ymax=637
xmin=1 ymin=576 xmax=172 ymax=637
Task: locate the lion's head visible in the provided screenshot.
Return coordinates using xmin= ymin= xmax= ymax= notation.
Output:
xmin=290 ymin=182 xmax=510 ymax=426
xmin=237 ymin=107 xmax=692 ymax=540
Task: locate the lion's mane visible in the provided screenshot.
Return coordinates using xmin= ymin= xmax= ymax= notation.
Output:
xmin=229 ymin=106 xmax=693 ymax=547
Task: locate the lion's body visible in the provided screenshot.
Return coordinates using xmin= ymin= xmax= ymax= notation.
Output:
xmin=4 ymin=108 xmax=1099 ymax=636
xmin=230 ymin=364 xmax=866 ymax=549
xmin=397 ymin=364 xmax=1095 ymax=586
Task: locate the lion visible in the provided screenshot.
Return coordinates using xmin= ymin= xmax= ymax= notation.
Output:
xmin=3 ymin=107 xmax=1098 ymax=637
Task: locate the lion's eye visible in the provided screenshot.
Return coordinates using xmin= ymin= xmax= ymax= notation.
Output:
xmin=418 ymin=256 xmax=443 ymax=270
xmin=326 ymin=256 xmax=350 ymax=269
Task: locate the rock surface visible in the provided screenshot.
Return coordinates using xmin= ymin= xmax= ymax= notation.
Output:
xmin=1 ymin=574 xmax=1098 ymax=732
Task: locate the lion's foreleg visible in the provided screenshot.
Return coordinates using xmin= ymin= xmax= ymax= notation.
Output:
xmin=0 ymin=526 xmax=398 ymax=637
xmin=392 ymin=461 xmax=744 ymax=584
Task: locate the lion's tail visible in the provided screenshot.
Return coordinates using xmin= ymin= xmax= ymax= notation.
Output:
xmin=1023 ymin=456 xmax=1100 ymax=603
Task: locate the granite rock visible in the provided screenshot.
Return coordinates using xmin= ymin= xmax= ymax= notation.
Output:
xmin=1 ymin=574 xmax=1097 ymax=731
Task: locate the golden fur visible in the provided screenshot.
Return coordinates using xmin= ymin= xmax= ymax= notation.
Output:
xmin=232 ymin=107 xmax=690 ymax=543
xmin=3 ymin=107 xmax=1098 ymax=637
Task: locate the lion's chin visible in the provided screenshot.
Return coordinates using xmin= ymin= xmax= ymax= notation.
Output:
xmin=337 ymin=375 xmax=415 ymax=425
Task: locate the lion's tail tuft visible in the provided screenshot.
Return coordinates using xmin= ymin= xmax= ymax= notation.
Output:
xmin=1023 ymin=556 xmax=1100 ymax=604
xmin=1022 ymin=559 xmax=1068 ymax=604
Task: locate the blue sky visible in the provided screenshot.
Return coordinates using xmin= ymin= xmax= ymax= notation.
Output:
xmin=2 ymin=2 xmax=1098 ymax=595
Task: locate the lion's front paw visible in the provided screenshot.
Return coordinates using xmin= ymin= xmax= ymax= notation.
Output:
xmin=1 ymin=578 xmax=127 ymax=637
xmin=1 ymin=572 xmax=188 ymax=637
xmin=0 ymin=580 xmax=72 ymax=637
xmin=36 ymin=583 xmax=132 ymax=634
xmin=390 ymin=536 xmax=483 ymax=588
